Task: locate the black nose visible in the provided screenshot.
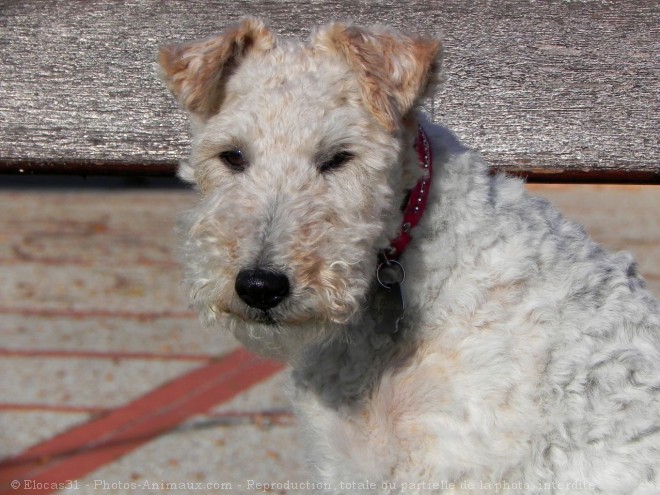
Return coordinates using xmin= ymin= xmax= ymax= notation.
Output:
xmin=235 ymin=268 xmax=290 ymax=311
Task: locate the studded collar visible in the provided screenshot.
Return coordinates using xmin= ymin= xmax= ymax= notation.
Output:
xmin=383 ymin=125 xmax=433 ymax=260
xmin=371 ymin=125 xmax=433 ymax=335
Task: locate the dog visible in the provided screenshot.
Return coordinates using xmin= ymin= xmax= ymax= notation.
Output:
xmin=158 ymin=18 xmax=660 ymax=494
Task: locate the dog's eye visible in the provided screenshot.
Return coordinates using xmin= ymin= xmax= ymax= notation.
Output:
xmin=219 ymin=149 xmax=248 ymax=172
xmin=319 ymin=151 xmax=354 ymax=173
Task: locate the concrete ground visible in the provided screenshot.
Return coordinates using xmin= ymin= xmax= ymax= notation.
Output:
xmin=0 ymin=184 xmax=658 ymax=494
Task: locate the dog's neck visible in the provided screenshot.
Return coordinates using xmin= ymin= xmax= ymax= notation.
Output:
xmin=290 ymin=120 xmax=441 ymax=408
xmin=291 ymin=314 xmax=415 ymax=408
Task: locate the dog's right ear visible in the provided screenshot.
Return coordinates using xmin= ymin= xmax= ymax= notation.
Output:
xmin=158 ymin=18 xmax=275 ymax=120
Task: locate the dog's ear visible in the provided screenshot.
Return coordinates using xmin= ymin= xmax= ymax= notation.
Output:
xmin=158 ymin=18 xmax=276 ymax=120
xmin=313 ymin=24 xmax=441 ymax=131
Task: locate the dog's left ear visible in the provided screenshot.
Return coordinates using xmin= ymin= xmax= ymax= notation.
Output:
xmin=158 ymin=18 xmax=276 ymax=121
xmin=313 ymin=24 xmax=441 ymax=131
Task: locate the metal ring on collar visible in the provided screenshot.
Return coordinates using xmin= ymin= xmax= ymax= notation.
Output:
xmin=376 ymin=260 xmax=406 ymax=289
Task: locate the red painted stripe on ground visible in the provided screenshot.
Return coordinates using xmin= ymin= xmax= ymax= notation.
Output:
xmin=0 ymin=348 xmax=212 ymax=362
xmin=0 ymin=307 xmax=195 ymax=321
xmin=0 ymin=349 xmax=284 ymax=494
xmin=0 ymin=404 xmax=102 ymax=414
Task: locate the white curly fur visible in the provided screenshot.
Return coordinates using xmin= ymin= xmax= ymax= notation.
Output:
xmin=160 ymin=19 xmax=660 ymax=494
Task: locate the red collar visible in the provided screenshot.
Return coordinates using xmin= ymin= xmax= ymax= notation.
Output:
xmin=383 ymin=125 xmax=433 ymax=260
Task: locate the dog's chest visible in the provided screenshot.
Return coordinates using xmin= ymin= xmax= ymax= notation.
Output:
xmin=294 ymin=336 xmax=545 ymax=485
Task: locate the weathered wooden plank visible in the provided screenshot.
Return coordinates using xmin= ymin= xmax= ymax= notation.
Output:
xmin=0 ymin=1 xmax=658 ymax=180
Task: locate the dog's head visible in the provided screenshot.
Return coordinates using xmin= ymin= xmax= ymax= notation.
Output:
xmin=159 ymin=19 xmax=440 ymax=358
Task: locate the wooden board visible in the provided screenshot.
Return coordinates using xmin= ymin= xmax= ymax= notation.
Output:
xmin=0 ymin=1 xmax=658 ymax=182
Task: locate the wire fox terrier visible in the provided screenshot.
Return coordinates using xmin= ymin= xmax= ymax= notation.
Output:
xmin=159 ymin=19 xmax=660 ymax=494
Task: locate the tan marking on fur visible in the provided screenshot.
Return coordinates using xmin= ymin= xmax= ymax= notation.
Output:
xmin=288 ymin=209 xmax=358 ymax=322
xmin=158 ymin=18 xmax=276 ymax=119
xmin=313 ymin=24 xmax=441 ymax=131
xmin=295 ymin=251 xmax=325 ymax=288
xmin=193 ymin=166 xmax=216 ymax=195
xmin=225 ymin=237 xmax=240 ymax=263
